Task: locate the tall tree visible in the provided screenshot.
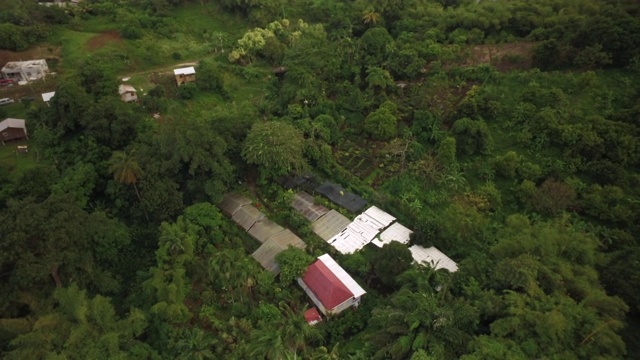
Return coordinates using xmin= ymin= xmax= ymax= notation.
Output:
xmin=242 ymin=121 xmax=308 ymax=180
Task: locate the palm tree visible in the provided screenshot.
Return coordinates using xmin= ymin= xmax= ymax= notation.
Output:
xmin=108 ymin=150 xmax=147 ymax=219
xmin=362 ymin=10 xmax=381 ymax=25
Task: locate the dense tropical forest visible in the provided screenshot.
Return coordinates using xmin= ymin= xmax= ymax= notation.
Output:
xmin=1 ymin=0 xmax=639 ymax=358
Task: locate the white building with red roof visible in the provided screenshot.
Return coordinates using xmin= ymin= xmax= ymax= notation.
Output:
xmin=297 ymin=254 xmax=366 ymax=316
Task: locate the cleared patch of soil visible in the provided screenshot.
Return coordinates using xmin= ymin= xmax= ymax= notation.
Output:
xmin=465 ymin=42 xmax=538 ymax=71
xmin=86 ymin=31 xmax=124 ymax=51
xmin=0 ymin=45 xmax=61 ymax=70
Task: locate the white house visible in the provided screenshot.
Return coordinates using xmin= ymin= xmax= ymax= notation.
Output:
xmin=1 ymin=60 xmax=49 ymax=83
xmin=297 ymin=254 xmax=366 ymax=316
xmin=118 ymin=84 xmax=138 ymax=102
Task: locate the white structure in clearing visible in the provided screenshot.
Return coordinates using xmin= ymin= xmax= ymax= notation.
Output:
xmin=371 ymin=222 xmax=413 ymax=248
xmin=41 ymin=91 xmax=55 ymax=106
xmin=328 ymin=206 xmax=395 ymax=254
xmin=1 ymin=60 xmax=49 ymax=83
xmin=409 ymin=245 xmax=459 ymax=273
xmin=118 ymin=84 xmax=138 ymax=102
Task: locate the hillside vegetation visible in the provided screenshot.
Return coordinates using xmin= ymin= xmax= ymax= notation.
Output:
xmin=1 ymin=0 xmax=639 ymax=359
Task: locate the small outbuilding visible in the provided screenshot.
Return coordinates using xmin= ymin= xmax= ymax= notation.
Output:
xmin=304 ymin=307 xmax=322 ymax=326
xmin=0 ymin=118 xmax=28 ymax=144
xmin=315 ymin=181 xmax=367 ymax=213
xmin=298 ymin=254 xmax=366 ymax=316
xmin=41 ymin=91 xmax=55 ymax=106
xmin=371 ymin=222 xmax=413 ymax=248
xmin=409 ymin=245 xmax=458 ymax=273
xmin=174 ymin=67 xmax=196 ymax=86
xmin=118 ymin=84 xmax=138 ymax=102
xmin=248 ymin=218 xmax=286 ymax=244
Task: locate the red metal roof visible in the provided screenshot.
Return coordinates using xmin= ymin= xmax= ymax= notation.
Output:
xmin=304 ymin=307 xmax=322 ymax=324
xmin=302 ymin=260 xmax=353 ymax=310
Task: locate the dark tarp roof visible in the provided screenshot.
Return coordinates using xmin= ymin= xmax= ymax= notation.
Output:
xmin=314 ymin=182 xmax=367 ymax=213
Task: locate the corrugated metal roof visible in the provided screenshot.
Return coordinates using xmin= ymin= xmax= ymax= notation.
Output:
xmin=248 ymin=218 xmax=286 ymax=244
xmin=252 ymin=238 xmax=285 ymax=274
xmin=118 ymin=84 xmax=136 ymax=94
xmin=174 ymin=67 xmax=195 ymax=75
xmin=232 ymin=205 xmax=265 ymax=230
xmin=318 ymin=254 xmax=366 ymax=298
xmin=363 ymin=206 xmax=396 ymax=227
xmin=304 ymin=307 xmax=322 ymax=324
xmin=328 ymin=210 xmax=393 ymax=254
xmin=310 ymin=210 xmax=351 ymax=241
xmin=371 ymin=222 xmax=413 ymax=248
xmin=41 ymin=91 xmax=55 ymax=102
xmin=252 ymin=229 xmax=305 ymax=274
xmin=292 ymin=191 xmax=314 ymax=212
xmin=408 ymin=245 xmax=458 ymax=273
xmin=268 ymin=229 xmax=306 ymax=249
xmin=219 ymin=193 xmax=252 ymax=216
xmin=0 ymin=118 xmax=26 ymax=132
xmin=292 ymin=191 xmax=329 ymax=222
xmin=302 ymin=259 xmax=353 ymax=309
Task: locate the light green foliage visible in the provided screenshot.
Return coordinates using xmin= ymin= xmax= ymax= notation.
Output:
xmin=5 ymin=285 xmax=154 ymax=360
xmin=50 ymin=162 xmax=97 ymax=209
xmin=364 ymin=101 xmax=398 ymax=140
xmin=436 ymin=137 xmax=456 ymax=165
xmin=275 ymin=247 xmax=314 ymax=284
xmin=487 ymin=215 xmax=629 ymax=359
xmin=242 ymin=121 xmax=308 ymax=178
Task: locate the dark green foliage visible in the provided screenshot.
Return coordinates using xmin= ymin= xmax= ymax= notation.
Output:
xmin=177 ymin=83 xmax=197 ymax=100
xmin=451 ymin=118 xmax=493 ymax=156
xmin=372 ymin=241 xmax=413 ymax=288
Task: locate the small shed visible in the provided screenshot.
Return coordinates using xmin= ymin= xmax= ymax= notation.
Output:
xmin=219 ymin=193 xmax=252 ymax=216
xmin=251 ymin=229 xmax=306 ymax=274
xmin=41 ymin=91 xmax=55 ymax=106
xmin=371 ymin=222 xmax=413 ymax=248
xmin=118 ymin=84 xmax=138 ymax=102
xmin=248 ymin=218 xmax=286 ymax=244
xmin=0 ymin=118 xmax=28 ymax=143
xmin=174 ymin=67 xmax=196 ymax=86
xmin=409 ymin=245 xmax=458 ymax=273
xmin=304 ymin=308 xmax=322 ymax=325
xmin=232 ymin=205 xmax=265 ymax=231
xmin=310 ymin=209 xmax=351 ymax=242
xmin=315 ymin=182 xmax=367 ymax=213
xmin=292 ymin=191 xmax=330 ymax=222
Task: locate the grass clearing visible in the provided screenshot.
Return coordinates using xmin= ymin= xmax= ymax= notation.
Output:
xmin=0 ymin=140 xmax=41 ymax=182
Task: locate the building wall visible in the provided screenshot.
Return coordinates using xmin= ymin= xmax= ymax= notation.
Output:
xmin=1 ymin=128 xmax=27 ymax=142
xmin=175 ymin=74 xmax=196 ymax=85
xmin=121 ymin=92 xmax=138 ymax=102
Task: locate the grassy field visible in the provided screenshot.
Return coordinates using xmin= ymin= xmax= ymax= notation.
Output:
xmin=0 ymin=139 xmax=40 ymax=182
